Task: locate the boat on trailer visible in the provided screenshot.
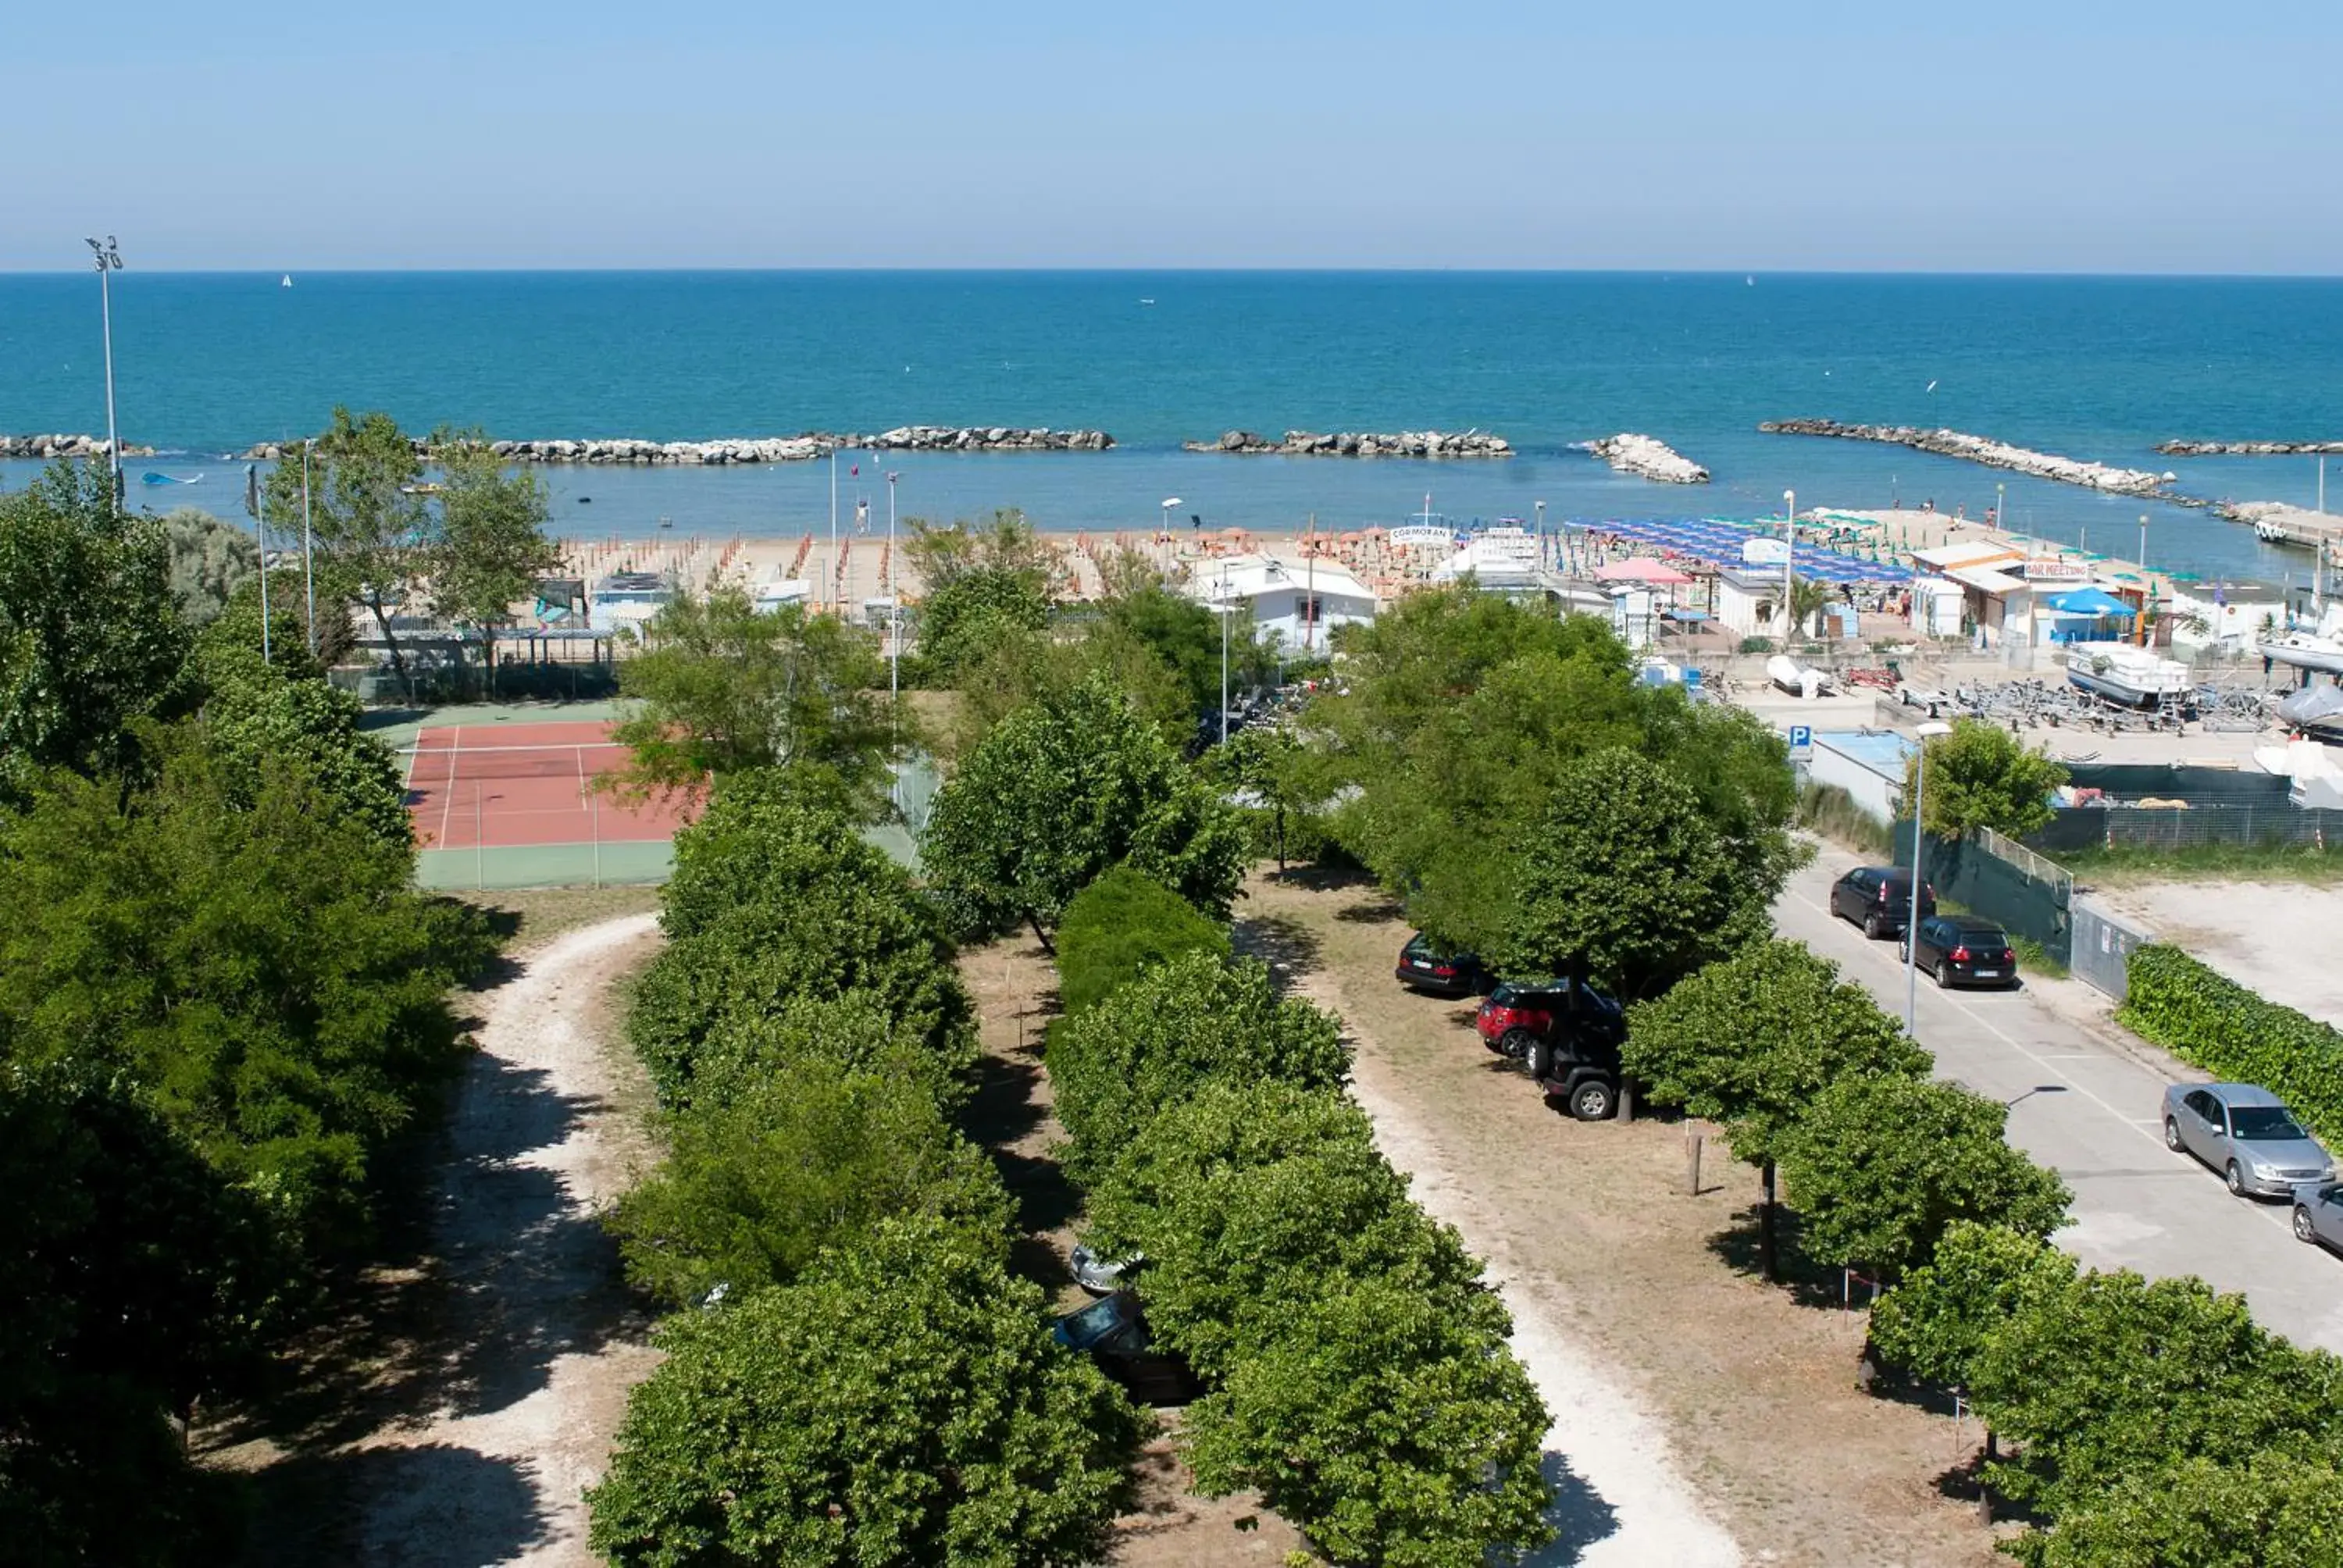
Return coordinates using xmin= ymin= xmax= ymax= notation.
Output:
xmin=2256 ymin=633 xmax=2343 ymax=679
xmin=2063 ymin=641 xmax=2192 ymax=707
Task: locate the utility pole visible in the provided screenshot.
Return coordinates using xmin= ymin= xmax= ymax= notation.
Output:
xmin=1782 ymin=488 xmax=1797 ymax=640
xmin=245 ymin=462 xmax=270 ymax=663
xmin=886 ymin=470 xmax=900 ymax=705
xmin=301 ymin=445 xmax=318 ymax=654
xmin=1219 ymin=555 xmax=1232 ymax=746
xmin=84 ymin=237 xmax=124 ymax=498
xmin=828 ymin=446 xmax=839 ymax=613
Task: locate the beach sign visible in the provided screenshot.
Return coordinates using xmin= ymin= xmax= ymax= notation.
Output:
xmin=2021 ymin=557 xmax=2090 ymax=583
xmin=1390 ymin=524 xmax=1456 ymax=548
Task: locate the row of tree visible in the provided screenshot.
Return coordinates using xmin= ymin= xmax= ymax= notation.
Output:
xmin=1043 ymin=871 xmax=1557 ymax=1566
xmin=586 ymin=780 xmax=1144 ymax=1566
xmin=0 ymin=461 xmax=494 ymax=1562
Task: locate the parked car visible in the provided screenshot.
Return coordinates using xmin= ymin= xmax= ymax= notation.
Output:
xmin=1902 ymin=916 xmax=2019 ymax=989
xmin=2162 ymin=1082 xmax=2337 ymax=1199
xmin=2293 ymin=1181 xmax=2343 ymax=1252
xmin=1829 ymin=866 xmax=1936 ymax=939
xmin=1474 ymin=979 xmax=1626 ymax=1120
xmin=1394 ymin=932 xmax=1492 ymax=997
xmin=1068 ymin=1242 xmax=1140 ymax=1296
xmin=1051 ymin=1290 xmax=1200 ymax=1405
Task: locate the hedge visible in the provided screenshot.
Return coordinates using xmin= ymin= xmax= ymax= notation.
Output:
xmin=2120 ymin=945 xmax=2343 ymax=1149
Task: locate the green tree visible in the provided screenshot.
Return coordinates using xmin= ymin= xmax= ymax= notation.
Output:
xmin=430 ymin=435 xmax=563 ymax=692
xmin=942 ymin=612 xmax=1194 ymax=758
xmin=1053 ymin=864 xmax=1231 ymax=1015
xmin=0 ymin=729 xmax=487 ymax=1253
xmin=1774 ymin=1076 xmax=2070 ymax=1277
xmin=1624 ymin=939 xmax=1927 ymax=1276
xmin=1968 ymin=1268 xmax=2343 ymax=1520
xmin=2024 ymin=1450 xmax=2343 ymax=1568
xmin=264 ymin=409 xmax=433 ymax=697
xmin=608 ymin=586 xmax=893 ymax=811
xmin=1496 ymin=746 xmax=1781 ymax=999
xmin=629 ymin=781 xmax=975 ymax=1110
xmin=0 ymin=461 xmax=188 ymax=797
xmin=585 ymin=1217 xmax=1142 ymax=1568
xmin=606 ymin=1060 xmax=1008 ymax=1309
xmin=1045 ymin=950 xmax=1348 ymax=1188
xmin=1182 ymin=1272 xmax=1553 ymax=1568
xmin=1867 ymin=1221 xmax=2075 ymax=1390
xmin=921 ymin=672 xmax=1247 ymax=943
xmin=1901 ymin=718 xmax=2068 ymax=839
xmin=159 ymin=505 xmax=258 ymax=626
xmin=916 ymin=566 xmax=1054 ymax=685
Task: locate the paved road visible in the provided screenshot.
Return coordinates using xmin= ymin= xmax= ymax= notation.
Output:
xmin=1778 ymin=847 xmax=2343 ymax=1354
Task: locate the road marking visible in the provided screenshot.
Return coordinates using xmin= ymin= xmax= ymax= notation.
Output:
xmin=1788 ymin=886 xmax=2302 ymax=1241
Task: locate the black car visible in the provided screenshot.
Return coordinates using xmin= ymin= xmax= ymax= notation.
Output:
xmin=1829 ymin=865 xmax=1936 ymax=939
xmin=1052 ymin=1291 xmax=1201 ymax=1406
xmin=1474 ymin=979 xmax=1628 ymax=1120
xmin=1903 ymin=916 xmax=2019 ymax=989
xmin=1394 ymin=932 xmax=1492 ymax=998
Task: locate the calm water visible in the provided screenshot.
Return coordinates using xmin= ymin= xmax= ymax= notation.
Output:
xmin=5 ymin=271 xmax=2340 ymax=580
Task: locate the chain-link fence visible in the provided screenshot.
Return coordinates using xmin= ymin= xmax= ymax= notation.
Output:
xmin=2031 ymin=804 xmax=2343 ymax=853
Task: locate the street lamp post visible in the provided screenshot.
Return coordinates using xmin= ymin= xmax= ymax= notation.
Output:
xmin=1219 ymin=556 xmax=1231 ymax=746
xmin=2138 ymin=514 xmax=2151 ymax=644
xmin=1904 ymin=720 xmax=1953 ymax=1032
xmin=828 ymin=447 xmax=840 ymax=613
xmin=1995 ymin=481 xmax=2006 ymax=537
xmin=1781 ymin=488 xmax=1797 ymax=640
xmin=1535 ymin=499 xmax=1546 ymax=570
xmin=84 ymin=236 xmax=123 ymax=496
xmin=886 ymin=471 xmax=900 ymax=705
xmin=1161 ymin=497 xmax=1182 ymax=569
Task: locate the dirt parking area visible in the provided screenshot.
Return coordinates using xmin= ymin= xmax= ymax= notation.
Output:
xmin=1239 ymin=871 xmax=2006 ymax=1568
xmin=2094 ymin=879 xmax=2343 ymax=1026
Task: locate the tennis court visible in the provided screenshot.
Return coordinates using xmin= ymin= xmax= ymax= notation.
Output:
xmin=401 ymin=720 xmax=688 ymax=889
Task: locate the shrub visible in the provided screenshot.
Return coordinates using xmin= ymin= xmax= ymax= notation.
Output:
xmin=1053 ymin=864 xmax=1229 ymax=1015
xmin=586 ymin=1217 xmax=1143 ymax=1568
xmin=1867 ymin=1221 xmax=2075 ymax=1389
xmin=1775 ymin=1077 xmax=2069 ymax=1277
xmin=1899 ymin=718 xmax=2067 ymax=840
xmin=2023 ymin=1450 xmax=2343 ymax=1568
xmin=2121 ymin=945 xmax=2343 ymax=1149
xmin=1045 ymin=950 xmax=1348 ymax=1188
xmin=607 ymin=1060 xmax=1011 ymax=1309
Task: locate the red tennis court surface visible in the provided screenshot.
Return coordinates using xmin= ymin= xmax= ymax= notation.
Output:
xmin=401 ymin=721 xmax=689 ymax=850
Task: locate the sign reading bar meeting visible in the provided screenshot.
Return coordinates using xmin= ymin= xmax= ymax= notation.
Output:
xmin=2021 ymin=558 xmax=2092 ymax=583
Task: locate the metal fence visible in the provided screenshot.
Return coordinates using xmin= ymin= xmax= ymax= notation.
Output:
xmin=2030 ymin=804 xmax=2343 ymax=853
xmin=1978 ymin=825 xmax=2074 ymax=892
xmin=1895 ymin=821 xmax=2074 ymax=966
xmin=2070 ymin=899 xmax=2155 ymax=1002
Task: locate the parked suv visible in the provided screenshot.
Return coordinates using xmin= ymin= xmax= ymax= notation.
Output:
xmin=1830 ymin=866 xmax=1935 ymax=939
xmin=1475 ymin=979 xmax=1626 ymax=1121
xmin=1393 ymin=932 xmax=1492 ymax=998
xmin=1903 ymin=916 xmax=2019 ymax=989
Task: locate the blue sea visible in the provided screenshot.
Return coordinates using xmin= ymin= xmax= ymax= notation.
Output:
xmin=4 ymin=270 xmax=2340 ymax=583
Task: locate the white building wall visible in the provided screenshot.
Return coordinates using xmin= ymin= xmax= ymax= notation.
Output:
xmin=1808 ymin=738 xmax=1903 ymax=824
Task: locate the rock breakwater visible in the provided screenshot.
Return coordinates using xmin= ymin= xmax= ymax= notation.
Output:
xmin=1582 ymin=433 xmax=1708 ymax=484
xmin=2 ymin=433 xmax=155 ymax=459
xmin=1760 ymin=419 xmax=2170 ymax=495
xmin=1182 ymin=429 xmax=1511 ymax=458
xmin=236 ymin=426 xmax=1114 ymax=464
xmin=2158 ymin=439 xmax=2343 ymax=456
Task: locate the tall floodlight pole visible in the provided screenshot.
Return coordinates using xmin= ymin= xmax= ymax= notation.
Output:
xmin=301 ymin=444 xmax=318 ymax=654
xmin=886 ymin=470 xmax=900 ymax=704
xmin=829 ymin=447 xmax=839 ymax=613
xmin=1904 ymin=720 xmax=1952 ymax=1032
xmin=1219 ymin=556 xmax=1232 ymax=747
xmin=1781 ymin=488 xmax=1797 ymax=640
xmin=244 ymin=462 xmax=271 ymax=664
xmin=84 ymin=237 xmax=123 ymax=497
xmin=1535 ymin=499 xmax=1546 ymax=571
xmin=2138 ymin=514 xmax=2151 ymax=643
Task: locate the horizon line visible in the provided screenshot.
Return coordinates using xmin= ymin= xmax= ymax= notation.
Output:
xmin=3 ymin=264 xmax=2342 ymax=282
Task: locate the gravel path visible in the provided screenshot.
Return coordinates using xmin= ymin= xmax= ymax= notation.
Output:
xmin=350 ymin=913 xmax=664 ymax=1568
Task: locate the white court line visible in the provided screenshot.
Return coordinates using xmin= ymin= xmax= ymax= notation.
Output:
xmin=435 ymin=727 xmax=462 ymax=850
xmin=1789 ymin=890 xmax=2301 ymax=1240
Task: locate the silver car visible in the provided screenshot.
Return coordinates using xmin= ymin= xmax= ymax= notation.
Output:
xmin=2162 ymin=1082 xmax=2335 ymax=1199
xmin=2294 ymin=1181 xmax=2343 ymax=1252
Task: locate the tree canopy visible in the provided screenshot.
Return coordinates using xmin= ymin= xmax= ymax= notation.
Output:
xmin=921 ymin=672 xmax=1246 ymax=941
xmin=1052 ymin=864 xmax=1231 ymax=1015
xmin=1902 ymin=718 xmax=2068 ymax=840
xmin=0 ymin=461 xmax=188 ymax=798
xmin=262 ymin=408 xmax=432 ymax=694
xmin=430 ymin=434 xmax=563 ymax=685
xmin=1622 ymin=939 xmax=1928 ymax=1167
xmin=585 ymin=1218 xmax=1142 ymax=1568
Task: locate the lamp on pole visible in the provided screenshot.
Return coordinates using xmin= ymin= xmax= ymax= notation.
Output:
xmin=1904 ymin=719 xmax=1954 ymax=1032
xmin=886 ymin=470 xmax=900 ymax=705
xmin=84 ymin=236 xmax=123 ymax=497
xmin=1161 ymin=497 xmax=1182 ymax=569
xmin=1995 ymin=480 xmax=2006 ymax=536
xmin=828 ymin=447 xmax=840 ymax=613
xmin=1218 ymin=555 xmax=1232 ymax=747
xmin=1781 ymin=488 xmax=1797 ymax=640
xmin=2138 ymin=514 xmax=2151 ymax=643
xmin=1535 ymin=499 xmax=1547 ymax=570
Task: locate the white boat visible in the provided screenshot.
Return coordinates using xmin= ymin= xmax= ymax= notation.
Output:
xmin=1764 ymin=653 xmax=1831 ymax=699
xmin=2063 ymin=641 xmax=2192 ymax=706
xmin=2256 ymin=632 xmax=2343 ymax=678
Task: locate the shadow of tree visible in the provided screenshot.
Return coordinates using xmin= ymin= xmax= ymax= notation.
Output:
xmin=1703 ymin=1201 xmax=1854 ymax=1310
xmin=1231 ymin=914 xmax=1324 ymax=994
xmin=234 ymin=1442 xmax=553 ymax=1568
xmin=1521 ymin=1451 xmax=1623 ymax=1566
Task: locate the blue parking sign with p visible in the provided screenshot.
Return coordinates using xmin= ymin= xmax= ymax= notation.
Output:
xmin=1788 ymin=724 xmax=1812 ymax=757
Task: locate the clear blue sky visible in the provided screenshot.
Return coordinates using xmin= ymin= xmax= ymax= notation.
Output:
xmin=11 ymin=0 xmax=2341 ymax=273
